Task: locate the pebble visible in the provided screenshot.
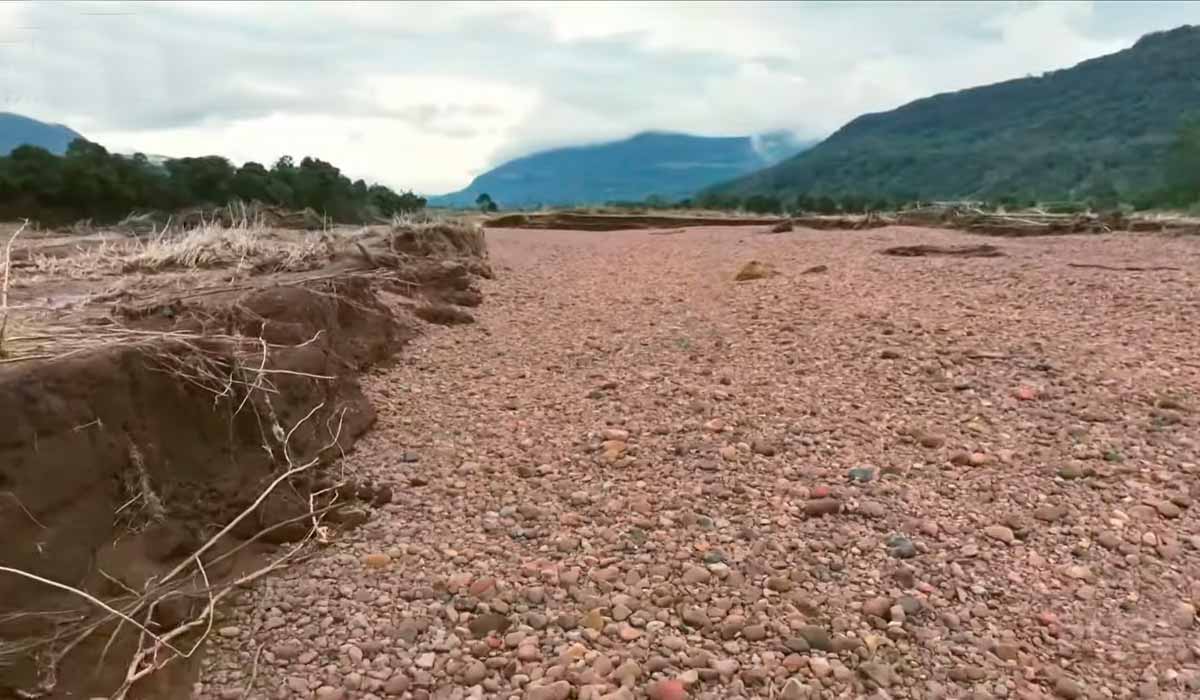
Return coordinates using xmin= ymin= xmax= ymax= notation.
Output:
xmin=887 ymin=535 xmax=917 ymax=559
xmin=804 ymin=498 xmax=842 ymax=517
xmin=984 ymin=525 xmax=1015 ymax=544
xmin=1173 ymin=602 xmax=1196 ymax=629
xmin=863 ymin=596 xmax=893 ymax=619
xmin=646 ymin=679 xmax=687 ymax=700
xmin=525 ymin=680 xmax=572 ymax=700
xmin=848 ymin=467 xmax=875 ymax=483
xmin=797 ymin=625 xmax=832 ymax=651
xmin=1053 ymin=677 xmax=1084 ymax=699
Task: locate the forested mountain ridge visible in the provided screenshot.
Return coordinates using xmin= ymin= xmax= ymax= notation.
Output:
xmin=708 ymin=25 xmax=1200 ymax=205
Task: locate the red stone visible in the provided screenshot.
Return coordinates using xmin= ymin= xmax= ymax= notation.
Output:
xmin=647 ymin=680 xmax=688 ymax=700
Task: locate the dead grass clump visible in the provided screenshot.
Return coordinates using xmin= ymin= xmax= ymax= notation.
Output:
xmin=734 ymin=260 xmax=777 ymax=282
xmin=122 ymin=222 xmax=335 ymax=273
xmin=414 ymin=303 xmax=475 ymax=326
xmin=768 ymin=220 xmax=794 ymax=233
xmin=390 ymin=213 xmax=488 ymax=259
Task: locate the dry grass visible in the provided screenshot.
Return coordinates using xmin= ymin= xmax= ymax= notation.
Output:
xmin=18 ymin=221 xmax=345 ymax=281
xmin=122 ymin=222 xmax=337 ymax=273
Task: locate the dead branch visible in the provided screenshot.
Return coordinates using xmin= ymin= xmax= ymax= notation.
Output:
xmin=1 ymin=219 xmax=31 ymax=357
xmin=1066 ymin=263 xmax=1181 ymax=272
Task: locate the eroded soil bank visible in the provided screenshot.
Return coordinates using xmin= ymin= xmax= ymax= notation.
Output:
xmin=0 ymin=224 xmax=491 ymax=698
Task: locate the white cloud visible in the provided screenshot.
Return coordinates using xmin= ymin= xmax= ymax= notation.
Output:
xmin=1 ymin=1 xmax=1196 ymax=193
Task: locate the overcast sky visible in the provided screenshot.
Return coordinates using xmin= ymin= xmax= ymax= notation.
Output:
xmin=1 ymin=1 xmax=1197 ymax=194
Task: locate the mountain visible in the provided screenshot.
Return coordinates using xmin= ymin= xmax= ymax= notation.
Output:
xmin=0 ymin=112 xmax=84 ymax=156
xmin=428 ymin=131 xmax=814 ymax=208
xmin=709 ymin=25 xmax=1200 ymax=204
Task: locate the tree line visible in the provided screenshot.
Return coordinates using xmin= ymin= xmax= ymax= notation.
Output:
xmin=0 ymin=138 xmax=426 ymax=226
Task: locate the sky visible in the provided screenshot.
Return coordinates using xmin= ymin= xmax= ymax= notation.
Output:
xmin=1 ymin=1 xmax=1197 ymax=194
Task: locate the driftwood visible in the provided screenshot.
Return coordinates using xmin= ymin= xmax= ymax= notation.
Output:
xmin=881 ymin=244 xmax=1004 ymax=258
xmin=1066 ymin=263 xmax=1182 ymax=272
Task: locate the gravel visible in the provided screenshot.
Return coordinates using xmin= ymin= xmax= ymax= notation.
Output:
xmin=196 ymin=225 xmax=1200 ymax=699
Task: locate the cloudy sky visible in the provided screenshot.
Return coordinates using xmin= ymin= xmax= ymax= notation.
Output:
xmin=1 ymin=1 xmax=1197 ymax=194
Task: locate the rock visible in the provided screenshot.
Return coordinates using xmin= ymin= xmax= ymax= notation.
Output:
xmin=743 ymin=624 xmax=767 ymax=641
xmin=614 ymin=660 xmax=642 ymax=685
xmin=646 ymin=679 xmax=688 ymax=700
xmin=1173 ymin=602 xmax=1196 ymax=629
xmin=1063 ymin=565 xmax=1091 ymax=580
xmin=1034 ymin=505 xmax=1067 ymax=523
xmin=918 ymin=433 xmax=945 ymax=449
xmin=860 ymin=662 xmax=894 ymax=688
xmin=751 ymin=440 xmax=778 ymax=456
xmin=862 ymin=596 xmax=893 ymax=619
xmin=682 ymin=566 xmax=711 ymax=584
xmin=880 ymin=349 xmax=902 ymax=360
xmin=468 ymin=613 xmax=512 ymax=637
xmin=364 ymin=553 xmax=392 ymax=569
xmin=1058 ymin=463 xmax=1089 ymax=480
xmin=808 ymin=657 xmax=831 ymax=678
xmin=681 ymin=607 xmax=710 ymax=628
xmin=802 ymin=265 xmax=828 ymax=274
xmin=383 ymin=674 xmax=411 ymax=696
xmin=1013 ymin=386 xmax=1038 ymax=401
xmin=887 ymin=535 xmax=917 ymax=559
xmin=859 ymin=501 xmax=886 ymax=518
xmin=766 ymin=576 xmax=794 ymax=593
xmin=984 ymin=525 xmax=1015 ymax=544
xmin=1053 ymin=677 xmax=1084 ymax=699
xmin=712 ymin=658 xmax=739 ymax=676
xmin=847 ymin=467 xmax=875 ymax=483
xmin=735 ymin=261 xmax=777 ymax=282
xmin=1155 ymin=501 xmax=1183 ymax=519
xmin=217 ymin=626 xmax=240 ymax=638
xmin=315 ymin=687 xmax=346 ymax=700
xmin=462 ymin=659 xmax=487 ymax=685
xmin=525 ymin=680 xmax=572 ymax=700
xmin=780 ymin=679 xmax=812 ymax=700
xmin=804 ymin=498 xmax=842 ymax=517
xmin=797 ymin=625 xmax=832 ymax=651
xmin=415 ymin=652 xmax=435 ymax=669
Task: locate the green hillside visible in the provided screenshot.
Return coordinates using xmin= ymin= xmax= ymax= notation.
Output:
xmin=710 ymin=25 xmax=1200 ymax=205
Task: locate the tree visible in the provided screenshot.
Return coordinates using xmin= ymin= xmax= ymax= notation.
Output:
xmin=475 ymin=193 xmax=498 ymax=212
xmin=1165 ymin=116 xmax=1200 ymax=206
xmin=743 ymin=194 xmax=782 ymax=214
xmin=0 ymin=138 xmax=427 ymax=226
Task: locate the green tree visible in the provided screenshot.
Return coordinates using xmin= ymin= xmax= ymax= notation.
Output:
xmin=475 ymin=193 xmax=498 ymax=212
xmin=1165 ymin=116 xmax=1200 ymax=206
xmin=744 ymin=194 xmax=782 ymax=214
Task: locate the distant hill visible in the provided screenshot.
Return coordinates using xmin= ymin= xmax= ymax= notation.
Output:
xmin=429 ymin=131 xmax=813 ymax=209
xmin=0 ymin=112 xmax=83 ymax=156
xmin=709 ymin=25 xmax=1200 ymax=204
